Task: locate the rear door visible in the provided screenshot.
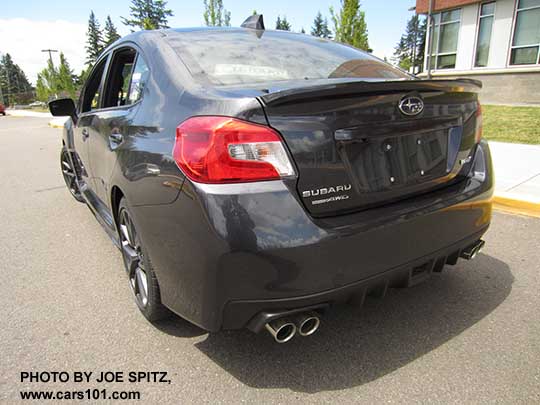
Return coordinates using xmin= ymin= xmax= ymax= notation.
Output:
xmin=88 ymin=47 xmax=147 ymax=205
xmin=260 ymin=80 xmax=480 ymax=217
xmin=75 ymin=56 xmax=109 ymax=193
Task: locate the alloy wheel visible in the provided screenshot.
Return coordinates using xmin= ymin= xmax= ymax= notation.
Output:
xmin=60 ymin=149 xmax=82 ymax=200
xmin=119 ymin=208 xmax=149 ymax=309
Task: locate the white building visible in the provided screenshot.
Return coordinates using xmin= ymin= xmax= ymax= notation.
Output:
xmin=416 ymin=0 xmax=540 ymax=104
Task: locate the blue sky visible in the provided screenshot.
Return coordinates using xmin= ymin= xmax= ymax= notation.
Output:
xmin=1 ymin=0 xmax=416 ymax=83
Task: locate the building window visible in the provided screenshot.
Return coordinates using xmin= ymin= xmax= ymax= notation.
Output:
xmin=430 ymin=9 xmax=461 ymax=69
xmin=510 ymin=0 xmax=540 ymax=65
xmin=475 ymin=2 xmax=495 ymax=67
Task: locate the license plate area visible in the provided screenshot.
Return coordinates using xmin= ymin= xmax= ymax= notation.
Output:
xmin=338 ymin=129 xmax=450 ymax=193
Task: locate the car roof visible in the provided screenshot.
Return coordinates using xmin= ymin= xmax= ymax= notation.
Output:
xmin=166 ymin=27 xmax=248 ymax=34
xmin=120 ymin=26 xmax=304 ymax=42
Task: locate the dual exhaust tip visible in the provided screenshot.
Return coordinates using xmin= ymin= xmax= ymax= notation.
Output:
xmin=264 ymin=311 xmax=321 ymax=343
xmin=460 ymin=239 xmax=485 ymax=260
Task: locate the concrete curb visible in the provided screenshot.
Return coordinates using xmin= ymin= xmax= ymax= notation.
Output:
xmin=6 ymin=110 xmax=66 ymax=128
xmin=493 ymin=192 xmax=540 ymax=218
xmin=7 ymin=109 xmax=52 ymax=118
xmin=48 ymin=117 xmax=67 ymax=128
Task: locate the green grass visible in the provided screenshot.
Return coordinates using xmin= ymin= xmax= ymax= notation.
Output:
xmin=483 ymin=105 xmax=540 ymax=144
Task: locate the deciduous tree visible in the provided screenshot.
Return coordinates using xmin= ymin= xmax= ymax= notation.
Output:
xmin=36 ymin=60 xmax=57 ymax=102
xmin=36 ymin=53 xmax=77 ymax=101
xmin=203 ymin=0 xmax=231 ymax=27
xmin=330 ymin=0 xmax=370 ymax=50
xmin=57 ymin=53 xmax=77 ymax=98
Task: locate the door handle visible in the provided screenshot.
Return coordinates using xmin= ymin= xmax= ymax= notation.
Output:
xmin=82 ymin=128 xmax=89 ymax=141
xmin=109 ymin=132 xmax=124 ymax=145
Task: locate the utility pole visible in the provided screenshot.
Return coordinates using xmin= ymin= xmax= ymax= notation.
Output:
xmin=41 ymin=49 xmax=58 ymax=67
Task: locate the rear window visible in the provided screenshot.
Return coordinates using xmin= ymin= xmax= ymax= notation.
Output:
xmin=166 ymin=29 xmax=410 ymax=86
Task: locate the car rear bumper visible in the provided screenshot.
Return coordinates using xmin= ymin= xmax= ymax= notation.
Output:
xmin=228 ymin=228 xmax=487 ymax=332
xmin=131 ymin=141 xmax=494 ymax=332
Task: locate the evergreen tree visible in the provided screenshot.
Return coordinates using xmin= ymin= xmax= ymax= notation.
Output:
xmin=224 ymin=8 xmax=231 ymax=27
xmin=122 ymin=0 xmax=173 ymax=30
xmin=275 ymin=15 xmax=291 ymax=31
xmin=104 ymin=15 xmax=121 ymax=47
xmin=330 ymin=0 xmax=370 ymax=50
xmin=203 ymin=0 xmax=231 ymax=27
xmin=300 ymin=27 xmax=305 ymax=34
xmin=393 ymin=15 xmax=426 ymax=74
xmin=86 ymin=11 xmax=104 ymax=65
xmin=417 ymin=18 xmax=427 ymax=72
xmin=77 ymin=67 xmax=91 ymax=88
xmin=311 ymin=11 xmax=332 ymax=38
xmin=0 ymin=53 xmax=33 ymax=105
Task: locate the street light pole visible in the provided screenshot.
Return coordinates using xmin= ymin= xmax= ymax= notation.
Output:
xmin=426 ymin=0 xmax=434 ymax=79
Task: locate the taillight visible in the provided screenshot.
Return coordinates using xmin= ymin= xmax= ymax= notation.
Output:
xmin=475 ymin=102 xmax=483 ymax=143
xmin=173 ymin=116 xmax=295 ymax=184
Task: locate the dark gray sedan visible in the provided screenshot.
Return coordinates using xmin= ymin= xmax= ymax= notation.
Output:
xmin=50 ymin=15 xmax=493 ymax=343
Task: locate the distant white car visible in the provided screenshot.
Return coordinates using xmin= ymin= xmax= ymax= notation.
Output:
xmin=29 ymin=101 xmax=46 ymax=108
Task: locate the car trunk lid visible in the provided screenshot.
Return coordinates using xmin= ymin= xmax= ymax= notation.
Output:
xmin=257 ymin=79 xmax=481 ymax=217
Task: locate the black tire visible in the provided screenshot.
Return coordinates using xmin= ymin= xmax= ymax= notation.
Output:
xmin=118 ymin=198 xmax=170 ymax=322
xmin=1 ymin=112 xmax=6 ymax=116
xmin=60 ymin=147 xmax=84 ymax=203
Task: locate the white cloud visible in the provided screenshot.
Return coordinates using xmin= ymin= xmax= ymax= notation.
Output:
xmin=0 ymin=18 xmax=86 ymax=85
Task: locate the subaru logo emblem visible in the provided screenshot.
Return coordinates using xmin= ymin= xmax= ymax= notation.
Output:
xmin=398 ymin=95 xmax=424 ymax=116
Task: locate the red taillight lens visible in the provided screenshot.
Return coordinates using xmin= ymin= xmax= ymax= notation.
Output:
xmin=173 ymin=116 xmax=295 ymax=184
xmin=475 ymin=102 xmax=483 ymax=143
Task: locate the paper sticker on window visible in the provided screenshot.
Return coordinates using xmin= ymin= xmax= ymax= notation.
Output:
xmin=214 ymin=64 xmax=289 ymax=79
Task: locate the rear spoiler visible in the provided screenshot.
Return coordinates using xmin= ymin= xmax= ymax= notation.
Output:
xmin=258 ymin=78 xmax=482 ymax=107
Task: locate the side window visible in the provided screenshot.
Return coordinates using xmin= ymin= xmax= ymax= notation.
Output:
xmin=81 ymin=58 xmax=107 ymax=113
xmin=127 ymin=56 xmax=149 ymax=104
xmin=102 ymin=48 xmax=136 ymax=108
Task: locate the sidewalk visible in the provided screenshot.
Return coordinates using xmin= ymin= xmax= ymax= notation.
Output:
xmin=489 ymin=141 xmax=540 ymax=218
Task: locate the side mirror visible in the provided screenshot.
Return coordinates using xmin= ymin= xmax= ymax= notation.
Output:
xmin=49 ymin=98 xmax=77 ymax=122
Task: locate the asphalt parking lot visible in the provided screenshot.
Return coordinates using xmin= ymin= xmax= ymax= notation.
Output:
xmin=1 ymin=116 xmax=539 ymax=404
